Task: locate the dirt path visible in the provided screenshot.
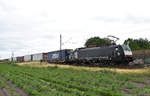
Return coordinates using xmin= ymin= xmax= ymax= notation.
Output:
xmin=0 ymin=75 xmax=29 ymax=96
xmin=0 ymin=88 xmax=11 ymax=96
xmin=121 ymin=79 xmax=150 ymax=96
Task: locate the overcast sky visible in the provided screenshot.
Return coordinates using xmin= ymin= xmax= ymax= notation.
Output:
xmin=0 ymin=0 xmax=150 ymax=59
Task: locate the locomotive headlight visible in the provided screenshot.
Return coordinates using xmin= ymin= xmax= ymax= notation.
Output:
xmin=115 ymin=48 xmax=118 ymax=51
xmin=117 ymin=52 xmax=120 ymax=56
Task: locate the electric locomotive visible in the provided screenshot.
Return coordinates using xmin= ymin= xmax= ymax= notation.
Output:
xmin=68 ymin=44 xmax=133 ymax=65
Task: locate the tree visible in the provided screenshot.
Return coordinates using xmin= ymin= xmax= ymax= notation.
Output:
xmin=124 ymin=38 xmax=150 ymax=50
xmin=84 ymin=37 xmax=112 ymax=47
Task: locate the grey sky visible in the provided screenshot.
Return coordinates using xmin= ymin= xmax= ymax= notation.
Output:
xmin=0 ymin=0 xmax=150 ymax=59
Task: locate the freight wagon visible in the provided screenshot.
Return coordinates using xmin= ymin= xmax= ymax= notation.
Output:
xmin=13 ymin=57 xmax=17 ymax=62
xmin=24 ymin=55 xmax=32 ymax=62
xmin=8 ymin=58 xmax=11 ymax=62
xmin=3 ymin=59 xmax=9 ymax=62
xmin=32 ymin=53 xmax=43 ymax=61
xmin=8 ymin=57 xmax=17 ymax=62
xmin=17 ymin=56 xmax=24 ymax=62
xmin=47 ymin=49 xmax=72 ymax=63
xmin=32 ymin=53 xmax=48 ymax=61
xmin=42 ymin=53 xmax=48 ymax=62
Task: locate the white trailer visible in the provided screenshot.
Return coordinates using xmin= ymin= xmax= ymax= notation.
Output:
xmin=32 ymin=53 xmax=43 ymax=61
xmin=8 ymin=58 xmax=11 ymax=62
xmin=24 ymin=55 xmax=32 ymax=62
xmin=13 ymin=57 xmax=17 ymax=62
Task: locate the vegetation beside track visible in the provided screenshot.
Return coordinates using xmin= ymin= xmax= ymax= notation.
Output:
xmin=17 ymin=62 xmax=150 ymax=74
xmin=0 ymin=62 xmax=150 ymax=96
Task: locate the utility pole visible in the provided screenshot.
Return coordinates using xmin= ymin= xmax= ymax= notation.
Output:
xmin=11 ymin=51 xmax=14 ymax=62
xmin=60 ymin=34 xmax=62 ymax=60
xmin=60 ymin=34 xmax=62 ymax=51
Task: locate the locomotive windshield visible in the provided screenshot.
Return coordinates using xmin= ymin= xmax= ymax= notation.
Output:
xmin=122 ymin=45 xmax=131 ymax=51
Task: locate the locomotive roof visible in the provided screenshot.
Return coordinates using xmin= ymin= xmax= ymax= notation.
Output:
xmin=78 ymin=45 xmax=121 ymax=51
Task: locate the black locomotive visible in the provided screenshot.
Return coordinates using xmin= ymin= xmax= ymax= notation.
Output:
xmin=67 ymin=44 xmax=133 ymax=65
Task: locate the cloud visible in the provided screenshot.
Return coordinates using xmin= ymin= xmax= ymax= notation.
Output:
xmin=0 ymin=38 xmax=27 ymax=51
xmin=91 ymin=16 xmax=120 ymax=22
xmin=0 ymin=0 xmax=150 ymax=59
xmin=125 ymin=15 xmax=150 ymax=24
xmin=0 ymin=0 xmax=57 ymax=58
xmin=91 ymin=15 xmax=150 ymax=24
xmin=0 ymin=0 xmax=16 ymax=12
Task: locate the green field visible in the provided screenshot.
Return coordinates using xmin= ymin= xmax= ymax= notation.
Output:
xmin=0 ymin=62 xmax=150 ymax=96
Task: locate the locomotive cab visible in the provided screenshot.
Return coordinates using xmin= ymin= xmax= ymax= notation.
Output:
xmin=121 ymin=45 xmax=133 ymax=62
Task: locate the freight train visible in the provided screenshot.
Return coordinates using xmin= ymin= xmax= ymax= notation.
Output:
xmin=1 ymin=44 xmax=133 ymax=65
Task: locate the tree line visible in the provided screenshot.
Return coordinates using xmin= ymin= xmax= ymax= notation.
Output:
xmin=85 ymin=37 xmax=150 ymax=51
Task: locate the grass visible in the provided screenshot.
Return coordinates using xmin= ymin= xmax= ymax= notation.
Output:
xmin=0 ymin=62 xmax=150 ymax=96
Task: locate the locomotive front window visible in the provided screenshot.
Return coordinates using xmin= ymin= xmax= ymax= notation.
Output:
xmin=122 ymin=45 xmax=131 ymax=51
